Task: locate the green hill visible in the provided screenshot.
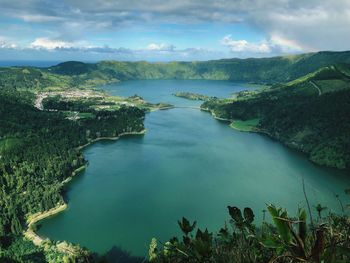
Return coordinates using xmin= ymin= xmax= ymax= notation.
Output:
xmin=1 ymin=51 xmax=350 ymax=262
xmin=202 ymin=63 xmax=350 ymax=169
xmin=1 ymin=52 xmax=350 ymax=170
xmin=0 ymin=88 xmax=145 ymax=262
xmin=47 ymin=51 xmax=350 ymax=84
xmin=48 ymin=61 xmax=97 ymax=75
xmin=2 ymin=51 xmax=350 ymax=92
xmin=0 ymin=67 xmax=71 ymax=90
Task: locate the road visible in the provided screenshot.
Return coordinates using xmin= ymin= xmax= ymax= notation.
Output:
xmin=309 ymin=81 xmax=322 ymax=96
xmin=173 ymin=106 xmax=201 ymax=109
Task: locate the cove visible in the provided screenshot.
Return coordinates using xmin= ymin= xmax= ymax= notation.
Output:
xmin=38 ymin=80 xmax=350 ymax=258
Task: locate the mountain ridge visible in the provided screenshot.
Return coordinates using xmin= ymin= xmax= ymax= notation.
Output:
xmin=47 ymin=50 xmax=350 ymax=84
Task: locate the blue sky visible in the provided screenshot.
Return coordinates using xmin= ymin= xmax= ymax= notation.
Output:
xmin=0 ymin=0 xmax=349 ymax=61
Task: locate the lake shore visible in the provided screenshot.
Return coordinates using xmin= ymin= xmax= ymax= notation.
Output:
xmin=200 ymin=107 xmax=231 ymax=122
xmin=29 ymin=79 xmax=350 ymax=258
xmin=25 ymin=204 xmax=68 ymax=246
xmin=24 ymin=129 xmax=147 ymax=254
xmin=203 ymin=107 xmax=339 ymax=170
xmin=77 ymin=129 xmax=147 ymax=150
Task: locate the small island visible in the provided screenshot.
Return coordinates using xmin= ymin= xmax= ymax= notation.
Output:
xmin=173 ymin=92 xmax=213 ymax=101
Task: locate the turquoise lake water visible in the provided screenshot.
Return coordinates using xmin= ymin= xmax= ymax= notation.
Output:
xmin=38 ymin=80 xmax=349 ymax=258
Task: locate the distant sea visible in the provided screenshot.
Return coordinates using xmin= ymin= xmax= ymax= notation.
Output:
xmin=0 ymin=60 xmax=96 ymax=67
xmin=0 ymin=61 xmax=63 ymax=67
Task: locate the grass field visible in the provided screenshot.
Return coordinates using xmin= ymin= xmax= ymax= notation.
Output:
xmin=230 ymin=118 xmax=260 ymax=132
xmin=315 ymin=79 xmax=350 ymax=93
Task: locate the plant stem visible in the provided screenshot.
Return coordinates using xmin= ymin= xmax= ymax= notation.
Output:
xmin=302 ymin=177 xmax=314 ymax=232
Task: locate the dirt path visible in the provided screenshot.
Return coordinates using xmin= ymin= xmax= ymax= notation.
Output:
xmin=309 ymin=81 xmax=322 ymax=96
xmin=34 ymin=93 xmax=48 ymax=110
xmin=24 ymin=204 xmax=85 ymax=256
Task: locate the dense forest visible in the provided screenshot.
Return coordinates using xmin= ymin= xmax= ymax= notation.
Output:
xmin=202 ymin=64 xmax=350 ymax=170
xmin=0 ymin=88 xmax=145 ymax=262
xmin=1 ymin=51 xmax=350 ymax=262
xmin=149 ymin=202 xmax=350 ymax=263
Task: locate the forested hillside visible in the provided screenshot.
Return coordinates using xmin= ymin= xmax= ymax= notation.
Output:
xmin=2 ymin=51 xmax=349 ymax=90
xmin=0 ymin=67 xmax=71 ymax=90
xmin=0 ymin=89 xmax=145 ymax=262
xmin=48 ymin=51 xmax=350 ymax=84
xmin=4 ymin=51 xmax=350 ymax=92
xmin=202 ymin=63 xmax=350 ymax=169
xmin=1 ymin=51 xmax=350 ymax=262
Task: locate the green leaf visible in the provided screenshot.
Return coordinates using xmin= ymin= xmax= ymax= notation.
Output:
xmin=267 ymin=204 xmax=292 ymax=244
xmin=218 ymin=225 xmax=229 ymax=240
xmin=227 ymin=206 xmax=243 ymax=223
xmin=298 ymin=208 xmax=307 ymax=243
xmin=243 ymin=207 xmax=255 ymax=224
xmin=193 ymin=228 xmax=212 ymax=259
xmin=178 ymin=217 xmax=196 ymax=235
xmin=148 ymin=238 xmax=158 ymax=261
xmin=336 ymin=246 xmax=350 ymax=257
xmin=261 ymin=236 xmax=283 ymax=249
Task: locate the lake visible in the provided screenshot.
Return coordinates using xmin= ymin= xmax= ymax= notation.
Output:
xmin=38 ymin=80 xmax=349 ymax=258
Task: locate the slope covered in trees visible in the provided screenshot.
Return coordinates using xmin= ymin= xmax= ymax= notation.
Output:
xmin=3 ymin=51 xmax=350 ymax=92
xmin=1 ymin=51 xmax=350 ymax=262
xmin=0 ymin=89 xmax=145 ymax=262
xmin=2 ymin=51 xmax=350 ymax=92
xmin=202 ymin=64 xmax=350 ymax=169
xmin=48 ymin=51 xmax=350 ymax=84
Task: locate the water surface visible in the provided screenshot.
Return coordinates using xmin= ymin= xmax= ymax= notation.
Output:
xmin=38 ymin=80 xmax=349 ymax=257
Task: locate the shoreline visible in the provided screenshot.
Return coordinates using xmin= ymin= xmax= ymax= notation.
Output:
xmin=229 ymin=122 xmax=271 ymax=136
xmin=25 ymin=204 xmax=68 ymax=246
xmin=230 ymin=122 xmax=256 ymax=133
xmin=204 ymin=107 xmax=346 ymax=170
xmin=24 ymin=129 xmax=147 ymax=254
xmin=77 ymin=129 xmax=147 ymax=150
xmin=200 ymin=107 xmax=232 ymax=122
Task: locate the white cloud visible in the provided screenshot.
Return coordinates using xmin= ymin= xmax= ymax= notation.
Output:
xmin=0 ymin=41 xmax=17 ymax=49
xmin=221 ymin=35 xmax=303 ymax=55
xmin=30 ymin=38 xmax=75 ymax=49
xmin=247 ymin=1 xmax=350 ymax=51
xmin=7 ymin=37 xmax=220 ymax=61
xmin=1 ymin=0 xmax=350 ymax=56
xmin=221 ymin=35 xmax=271 ymax=53
xmin=146 ymin=43 xmax=175 ymax=51
xmin=17 ymin=14 xmax=64 ymax=22
xmin=0 ymin=36 xmax=18 ymax=49
xmin=269 ymin=35 xmax=303 ymax=53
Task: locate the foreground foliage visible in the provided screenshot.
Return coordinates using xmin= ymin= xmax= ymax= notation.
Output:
xmin=150 ymin=204 xmax=350 ymax=263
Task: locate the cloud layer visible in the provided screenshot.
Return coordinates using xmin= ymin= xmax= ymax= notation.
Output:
xmin=0 ymin=0 xmax=349 ymax=60
xmin=0 ymin=37 xmax=222 ymax=62
xmin=221 ymin=35 xmax=303 ymax=55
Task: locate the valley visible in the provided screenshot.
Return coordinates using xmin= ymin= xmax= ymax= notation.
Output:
xmin=1 ymin=51 xmax=350 ymax=262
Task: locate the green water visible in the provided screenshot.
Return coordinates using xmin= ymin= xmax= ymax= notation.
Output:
xmin=38 ymin=80 xmax=349 ymax=258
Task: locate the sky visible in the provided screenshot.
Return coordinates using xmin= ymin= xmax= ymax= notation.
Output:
xmin=0 ymin=0 xmax=349 ymax=62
